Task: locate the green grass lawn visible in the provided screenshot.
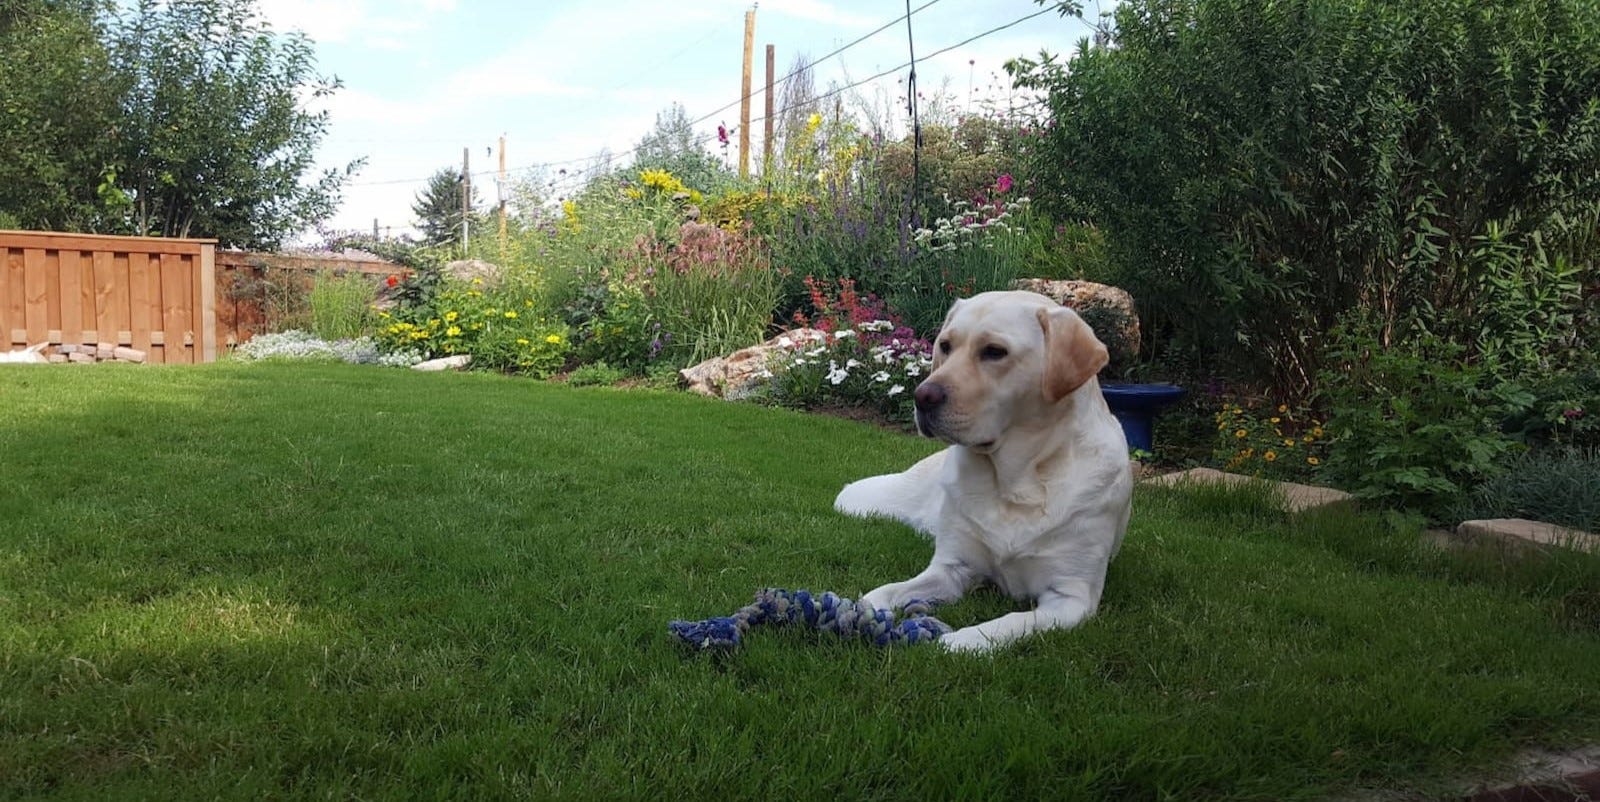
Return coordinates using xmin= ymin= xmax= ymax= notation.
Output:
xmin=3 ymin=363 xmax=1598 ymax=801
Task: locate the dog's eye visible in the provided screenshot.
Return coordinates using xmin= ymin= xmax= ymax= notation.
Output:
xmin=979 ymin=345 xmax=1008 ymax=361
xmin=938 ymin=340 xmax=952 ymax=355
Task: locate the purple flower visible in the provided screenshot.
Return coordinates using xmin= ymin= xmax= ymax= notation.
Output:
xmin=995 ymin=174 xmax=1014 ymax=194
xmin=1563 ymin=408 xmax=1585 ymax=420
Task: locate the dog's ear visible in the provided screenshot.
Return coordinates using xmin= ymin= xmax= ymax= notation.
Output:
xmin=931 ymin=298 xmax=964 ymax=368
xmin=1036 ymin=305 xmax=1109 ymax=402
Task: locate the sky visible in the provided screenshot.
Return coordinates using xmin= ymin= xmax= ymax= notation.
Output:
xmin=251 ymin=0 xmax=1109 ymax=240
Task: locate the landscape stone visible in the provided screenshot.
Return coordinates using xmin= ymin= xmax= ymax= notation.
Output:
xmin=680 ymin=328 xmax=827 ymax=398
xmin=95 ymin=342 xmax=115 ymax=359
xmin=411 ymin=354 xmax=472 ymax=372
xmin=1014 ymin=278 xmax=1140 ymax=363
xmin=1141 ymin=467 xmax=1355 ymax=513
xmin=67 ymin=352 xmax=94 ymax=364
xmin=1456 ymin=518 xmax=1599 ymax=555
xmin=47 ymin=354 xmax=67 ymax=364
xmin=442 ymin=259 xmax=502 ymax=288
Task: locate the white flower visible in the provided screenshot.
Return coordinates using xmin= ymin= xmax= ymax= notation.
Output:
xmin=806 ymin=347 xmax=826 ymax=357
xmin=845 ymin=358 xmax=862 ymax=369
xmin=834 ymin=329 xmax=856 ymax=339
xmin=826 ymin=361 xmax=850 ymax=385
xmin=888 ymin=384 xmax=905 ymax=397
xmin=873 ymin=371 xmax=890 ymax=383
xmin=905 ymin=364 xmax=922 ymax=377
xmin=777 ymin=336 xmax=794 ymax=347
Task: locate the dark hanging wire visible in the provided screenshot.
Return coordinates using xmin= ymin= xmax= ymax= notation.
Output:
xmin=903 ymin=0 xmax=923 ymax=227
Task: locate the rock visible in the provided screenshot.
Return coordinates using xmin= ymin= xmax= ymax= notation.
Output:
xmin=58 ymin=344 xmax=77 ymax=354
xmin=47 ymin=354 xmax=67 ymax=364
xmin=1141 ymin=467 xmax=1355 ymax=514
xmin=411 ymin=354 xmax=472 ymax=372
xmin=442 ymin=259 xmax=502 ymax=288
xmin=1014 ymin=278 xmax=1140 ymax=366
xmin=96 ymin=342 xmax=116 ymax=360
xmin=1456 ymin=518 xmax=1599 ymax=555
xmin=680 ymin=328 xmax=827 ymax=398
xmin=67 ymin=352 xmax=95 ymax=364
xmin=113 ymin=346 xmax=147 ymax=363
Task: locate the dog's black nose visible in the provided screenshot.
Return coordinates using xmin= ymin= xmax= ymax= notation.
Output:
xmin=913 ymin=382 xmax=947 ymax=412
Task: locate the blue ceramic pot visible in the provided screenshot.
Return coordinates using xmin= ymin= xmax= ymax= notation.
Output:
xmin=1100 ymin=383 xmax=1186 ymax=453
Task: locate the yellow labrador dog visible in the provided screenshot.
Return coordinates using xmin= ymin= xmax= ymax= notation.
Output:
xmin=834 ymin=290 xmax=1133 ymax=653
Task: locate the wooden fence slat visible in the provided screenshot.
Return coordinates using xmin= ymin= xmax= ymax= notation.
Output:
xmin=0 ymin=248 xmax=11 ymax=348
xmin=0 ymin=230 xmax=210 ymax=255
xmin=160 ymin=253 xmax=189 ymax=364
xmin=93 ymin=251 xmax=117 ymax=343
xmin=23 ymin=248 xmax=47 ymax=344
xmin=44 ymin=250 xmax=62 ymax=334
xmin=128 ymin=252 xmax=152 ymax=356
xmin=58 ymin=250 xmax=84 ymax=344
xmin=199 ymin=245 xmax=216 ymax=362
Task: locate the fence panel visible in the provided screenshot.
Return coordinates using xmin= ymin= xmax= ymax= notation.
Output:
xmin=0 ymin=230 xmax=217 ymax=364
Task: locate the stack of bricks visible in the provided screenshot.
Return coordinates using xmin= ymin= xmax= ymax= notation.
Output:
xmin=43 ymin=343 xmax=148 ymax=364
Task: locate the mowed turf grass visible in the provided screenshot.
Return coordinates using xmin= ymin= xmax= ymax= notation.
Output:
xmin=2 ymin=363 xmax=1599 ymax=801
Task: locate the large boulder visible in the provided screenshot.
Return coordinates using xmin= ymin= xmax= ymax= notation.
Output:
xmin=1013 ymin=278 xmax=1140 ymax=368
xmin=443 ymin=259 xmax=503 ymax=287
xmin=680 ymin=328 xmax=827 ymax=398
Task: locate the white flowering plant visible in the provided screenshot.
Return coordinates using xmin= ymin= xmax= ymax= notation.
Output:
xmin=763 ymin=320 xmax=933 ymax=424
xmin=233 ymin=330 xmax=386 ymax=365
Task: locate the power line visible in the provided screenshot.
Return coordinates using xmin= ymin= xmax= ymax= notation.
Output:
xmin=351 ymin=4 xmax=1057 ymax=195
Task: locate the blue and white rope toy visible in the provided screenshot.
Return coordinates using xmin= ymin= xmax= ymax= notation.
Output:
xmin=668 ymin=588 xmax=951 ymax=650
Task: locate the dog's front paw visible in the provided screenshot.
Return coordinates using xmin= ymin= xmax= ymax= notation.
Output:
xmin=939 ymin=626 xmax=998 ymax=654
xmin=859 ymin=587 xmax=896 ymax=612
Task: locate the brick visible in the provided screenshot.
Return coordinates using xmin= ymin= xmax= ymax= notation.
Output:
xmin=113 ymin=346 xmax=147 ymax=363
xmin=58 ymin=343 xmax=77 ymax=354
xmin=47 ymin=354 xmax=68 ymax=364
xmin=95 ymin=343 xmax=115 ymax=359
xmin=68 ymin=352 xmax=95 ymax=364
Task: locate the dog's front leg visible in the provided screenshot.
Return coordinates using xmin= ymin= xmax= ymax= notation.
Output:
xmin=939 ymin=580 xmax=1099 ymax=654
xmin=861 ymin=559 xmax=973 ymax=611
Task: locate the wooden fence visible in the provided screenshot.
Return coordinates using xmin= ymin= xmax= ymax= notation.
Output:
xmin=2 ymin=230 xmax=217 ymax=364
xmin=1 ymin=231 xmax=408 ymax=363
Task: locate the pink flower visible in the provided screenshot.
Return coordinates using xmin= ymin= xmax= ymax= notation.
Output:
xmin=1563 ymin=408 xmax=1585 ymax=420
xmin=995 ymin=173 xmax=1014 ymax=193
xmin=717 ymin=124 xmax=729 ymax=145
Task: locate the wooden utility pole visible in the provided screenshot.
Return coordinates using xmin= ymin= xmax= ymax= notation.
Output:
xmin=739 ymin=7 xmax=755 ymax=178
xmin=461 ymin=147 xmax=471 ymax=253
xmin=497 ymin=135 xmax=507 ymax=262
xmin=372 ymin=218 xmax=379 ymax=239
xmin=763 ymin=44 xmax=775 ymax=180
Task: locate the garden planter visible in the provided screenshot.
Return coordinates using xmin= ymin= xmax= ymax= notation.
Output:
xmin=1101 ymin=383 xmax=1186 ymax=454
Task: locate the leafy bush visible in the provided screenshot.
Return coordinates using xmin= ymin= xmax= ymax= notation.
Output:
xmin=1318 ymin=325 xmax=1521 ymax=517
xmin=1501 ymin=365 xmax=1600 ymax=449
xmin=890 ymin=191 xmax=1033 ymax=336
xmin=376 ymin=280 xmax=571 ymax=377
xmin=1014 ymin=0 xmax=1600 ymax=399
xmin=566 ymin=362 xmax=626 ymax=387
xmin=1458 ymin=447 xmax=1600 ymax=534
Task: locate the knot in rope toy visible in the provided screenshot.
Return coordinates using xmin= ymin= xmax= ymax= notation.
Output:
xmin=668 ymin=588 xmax=950 ymax=650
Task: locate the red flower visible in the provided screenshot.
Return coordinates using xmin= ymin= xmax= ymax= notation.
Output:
xmin=386 ymin=275 xmax=399 ymax=287
xmin=717 ymin=124 xmax=729 ymax=146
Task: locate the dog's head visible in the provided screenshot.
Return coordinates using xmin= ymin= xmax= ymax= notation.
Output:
xmin=912 ymin=291 xmax=1108 ymax=450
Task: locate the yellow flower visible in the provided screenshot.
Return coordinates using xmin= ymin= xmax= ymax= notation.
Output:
xmin=544 ymin=334 xmax=563 ymax=345
xmin=1278 ymin=404 xmax=1289 ymax=413
xmin=1311 ymin=427 xmax=1325 ymax=438
xmin=1307 ymin=456 xmax=1321 ymax=466
xmin=1235 ymin=429 xmax=1248 ymax=439
xmin=427 ymin=318 xmax=440 ymax=327
xmin=446 ymin=325 xmax=462 ymax=337
xmin=1263 ymin=450 xmax=1278 ymax=462
xmin=806 ymin=112 xmax=822 ymax=132
xmin=1283 ymin=438 xmax=1296 ymax=447
xmin=472 ymin=277 xmax=484 ymax=286
xmin=516 ymin=338 xmax=530 ymax=345
xmin=445 ymin=311 xmax=459 ymax=322
xmin=524 ymin=299 xmax=533 ymax=307
xmin=1303 ymin=435 xmax=1315 ymax=443
xmin=378 ymin=311 xmax=391 ymax=319
xmin=504 ymin=310 xmax=518 ymax=319
xmin=1270 ymin=417 xmax=1281 ymax=424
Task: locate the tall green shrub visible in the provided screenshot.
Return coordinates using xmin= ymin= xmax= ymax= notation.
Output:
xmin=1014 ymin=0 xmax=1600 ymax=397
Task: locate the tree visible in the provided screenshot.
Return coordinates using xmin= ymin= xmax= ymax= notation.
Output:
xmin=411 ymin=168 xmax=478 ymax=248
xmin=630 ymin=103 xmax=736 ymax=196
xmin=0 ymin=0 xmax=122 ymax=231
xmin=106 ymin=0 xmax=360 ymax=248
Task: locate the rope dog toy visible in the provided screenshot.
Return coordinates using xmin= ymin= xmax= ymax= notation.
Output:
xmin=668 ymin=588 xmax=951 ymax=650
